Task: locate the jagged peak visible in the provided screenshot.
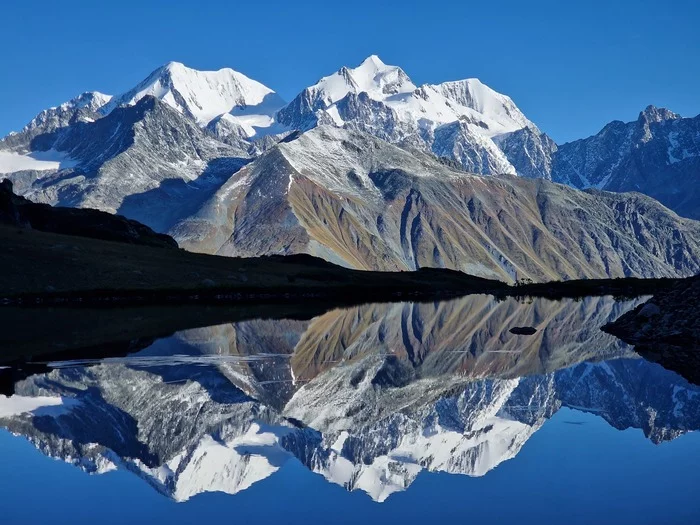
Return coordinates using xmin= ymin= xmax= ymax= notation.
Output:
xmin=70 ymin=91 xmax=112 ymax=105
xmin=350 ymin=54 xmax=412 ymax=87
xmin=12 ymin=91 xmax=114 ymax=136
xmin=38 ymin=91 xmax=113 ymax=115
xmin=300 ymin=55 xmax=416 ymax=104
xmin=639 ymin=105 xmax=680 ymax=123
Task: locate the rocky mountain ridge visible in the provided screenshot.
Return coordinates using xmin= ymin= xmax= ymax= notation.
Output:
xmin=173 ymin=126 xmax=700 ymax=282
xmin=552 ymin=105 xmax=700 ymax=220
xmin=1 ymin=58 xmax=699 ymax=280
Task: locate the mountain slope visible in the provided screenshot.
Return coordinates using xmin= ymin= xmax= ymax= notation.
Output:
xmin=173 ymin=126 xmax=700 ymax=282
xmin=4 ymin=97 xmax=248 ymax=232
xmin=552 ymin=105 xmax=700 ymax=219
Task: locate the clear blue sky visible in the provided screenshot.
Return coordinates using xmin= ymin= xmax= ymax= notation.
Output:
xmin=1 ymin=0 xmax=698 ymax=143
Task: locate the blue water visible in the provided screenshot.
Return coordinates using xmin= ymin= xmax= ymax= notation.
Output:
xmin=1 ymin=407 xmax=699 ymax=524
xmin=1 ymin=296 xmax=699 ymax=524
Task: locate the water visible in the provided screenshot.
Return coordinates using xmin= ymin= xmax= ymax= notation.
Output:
xmin=1 ymin=295 xmax=699 ymax=524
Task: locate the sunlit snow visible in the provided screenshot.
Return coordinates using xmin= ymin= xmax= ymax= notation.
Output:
xmin=0 ymin=395 xmax=79 ymax=418
xmin=0 ymin=150 xmax=77 ymax=174
xmin=103 ymin=61 xmax=286 ymax=137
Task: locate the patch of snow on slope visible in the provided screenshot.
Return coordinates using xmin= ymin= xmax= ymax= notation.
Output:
xmin=217 ymin=112 xmax=287 ymax=138
xmin=667 ymin=131 xmax=696 ymax=165
xmin=0 ymin=395 xmax=79 ymax=418
xmin=0 ymin=150 xmax=78 ymax=173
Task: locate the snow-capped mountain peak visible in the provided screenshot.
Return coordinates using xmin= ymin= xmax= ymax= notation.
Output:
xmin=361 ymin=54 xmax=384 ymax=68
xmin=274 ymin=54 xmax=550 ymax=176
xmin=20 ymin=91 xmax=113 ymax=134
xmin=307 ymin=55 xmax=417 ymax=107
xmin=282 ymin=54 xmax=533 ymax=136
xmin=101 ymin=61 xmax=286 ymax=136
xmin=55 ymin=91 xmax=113 ymax=113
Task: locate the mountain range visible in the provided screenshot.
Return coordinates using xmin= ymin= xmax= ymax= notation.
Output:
xmin=1 ymin=57 xmax=699 ymax=281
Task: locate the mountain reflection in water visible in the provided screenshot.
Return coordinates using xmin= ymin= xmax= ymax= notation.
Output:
xmin=1 ymin=294 xmax=699 ymax=505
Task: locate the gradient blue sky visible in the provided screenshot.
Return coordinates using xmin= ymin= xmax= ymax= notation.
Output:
xmin=1 ymin=0 xmax=698 ymax=143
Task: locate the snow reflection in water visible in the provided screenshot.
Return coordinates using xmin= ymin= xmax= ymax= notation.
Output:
xmin=1 ymin=294 xmax=699 ymax=508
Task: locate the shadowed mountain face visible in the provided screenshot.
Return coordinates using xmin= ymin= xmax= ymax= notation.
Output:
xmin=3 ymin=295 xmax=700 ymax=503
xmin=552 ymin=106 xmax=700 ymax=220
xmin=0 ymin=179 xmax=177 ymax=248
xmin=2 ymin=97 xmax=249 ymax=233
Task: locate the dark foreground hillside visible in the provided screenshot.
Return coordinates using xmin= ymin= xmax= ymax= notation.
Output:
xmin=0 ymin=223 xmax=508 ymax=302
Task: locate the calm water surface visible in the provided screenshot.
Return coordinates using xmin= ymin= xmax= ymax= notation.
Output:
xmin=1 ymin=295 xmax=699 ymax=524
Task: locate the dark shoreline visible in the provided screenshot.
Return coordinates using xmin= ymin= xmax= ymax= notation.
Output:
xmin=602 ymin=275 xmax=700 ymax=384
xmin=1 ymin=275 xmax=681 ymax=309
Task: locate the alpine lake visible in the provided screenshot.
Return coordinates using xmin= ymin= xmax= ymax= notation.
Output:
xmin=1 ymin=294 xmax=699 ymax=524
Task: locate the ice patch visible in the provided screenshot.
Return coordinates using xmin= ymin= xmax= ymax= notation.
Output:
xmin=325 ymin=106 xmax=345 ymax=126
xmin=0 ymin=395 xmax=79 ymax=418
xmin=0 ymin=150 xmax=78 ymax=174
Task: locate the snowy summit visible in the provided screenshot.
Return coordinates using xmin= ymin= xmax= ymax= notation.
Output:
xmin=102 ymin=61 xmax=287 ymax=137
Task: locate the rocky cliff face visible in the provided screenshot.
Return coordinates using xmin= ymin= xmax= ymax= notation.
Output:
xmin=0 ymin=91 xmax=112 ymax=153
xmin=3 ymin=97 xmax=248 ymax=233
